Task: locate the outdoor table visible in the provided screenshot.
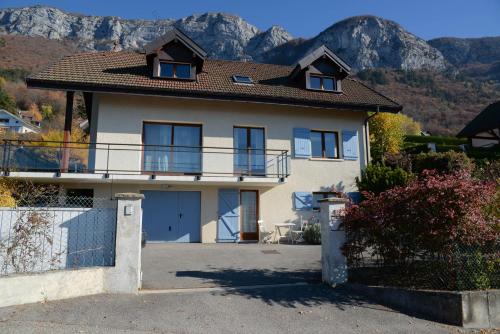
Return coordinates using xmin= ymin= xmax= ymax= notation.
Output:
xmin=273 ymin=223 xmax=295 ymax=244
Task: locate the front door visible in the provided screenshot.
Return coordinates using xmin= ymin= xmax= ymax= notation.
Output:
xmin=240 ymin=190 xmax=259 ymax=241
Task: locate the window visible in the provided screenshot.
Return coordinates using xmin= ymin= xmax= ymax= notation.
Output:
xmin=159 ymin=62 xmax=192 ymax=79
xmin=143 ymin=123 xmax=201 ymax=173
xmin=232 ymin=75 xmax=253 ymax=84
xmin=0 ymin=118 xmax=9 ymax=123
xmin=310 ymin=130 xmax=339 ymax=159
xmin=309 ymin=75 xmax=336 ymax=91
xmin=234 ymin=127 xmax=265 ymax=176
xmin=312 ymin=192 xmax=339 ymax=210
xmin=65 ymin=189 xmax=94 ymax=208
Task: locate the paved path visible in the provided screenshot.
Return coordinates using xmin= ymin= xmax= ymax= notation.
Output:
xmin=141 ymin=243 xmax=322 ymax=289
xmin=0 ymin=284 xmax=460 ymax=334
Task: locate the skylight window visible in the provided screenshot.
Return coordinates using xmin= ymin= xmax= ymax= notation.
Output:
xmin=232 ymin=75 xmax=253 ymax=84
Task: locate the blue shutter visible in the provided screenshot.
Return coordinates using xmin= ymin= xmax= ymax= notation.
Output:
xmin=293 ymin=128 xmax=311 ymax=159
xmin=342 ymin=130 xmax=359 ymax=160
xmin=293 ymin=192 xmax=313 ymax=211
xmin=217 ymin=189 xmax=240 ymax=242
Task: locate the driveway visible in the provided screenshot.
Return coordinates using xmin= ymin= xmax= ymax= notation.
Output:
xmin=0 ymin=284 xmax=458 ymax=334
xmin=141 ymin=243 xmax=322 ymax=290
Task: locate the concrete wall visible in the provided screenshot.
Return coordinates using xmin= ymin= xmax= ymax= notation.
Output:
xmin=85 ymin=94 xmax=371 ymax=242
xmin=0 ymin=267 xmax=106 ymax=308
xmin=345 ymin=284 xmax=500 ymax=329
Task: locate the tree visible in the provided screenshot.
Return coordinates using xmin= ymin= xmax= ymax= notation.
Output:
xmin=369 ymin=113 xmax=421 ymax=162
xmin=27 ymin=103 xmax=43 ymax=122
xmin=369 ymin=113 xmax=405 ymax=162
xmin=399 ymin=113 xmax=421 ymax=135
xmin=40 ymin=104 xmax=54 ymax=120
xmin=0 ymin=88 xmax=16 ymax=113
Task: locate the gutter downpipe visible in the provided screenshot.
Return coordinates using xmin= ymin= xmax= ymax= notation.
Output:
xmin=363 ymin=106 xmax=380 ymax=164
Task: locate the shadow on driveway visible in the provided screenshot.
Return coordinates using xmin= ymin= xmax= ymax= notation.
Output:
xmin=141 ymin=243 xmax=321 ymax=290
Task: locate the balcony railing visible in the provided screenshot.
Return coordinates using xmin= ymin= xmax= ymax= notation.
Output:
xmin=0 ymin=139 xmax=290 ymax=180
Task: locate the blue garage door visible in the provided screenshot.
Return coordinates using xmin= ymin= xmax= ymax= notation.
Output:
xmin=142 ymin=191 xmax=201 ymax=243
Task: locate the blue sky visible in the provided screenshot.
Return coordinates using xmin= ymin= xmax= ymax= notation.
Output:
xmin=2 ymin=0 xmax=500 ymax=40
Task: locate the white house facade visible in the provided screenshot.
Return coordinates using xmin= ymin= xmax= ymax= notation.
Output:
xmin=6 ymin=28 xmax=401 ymax=243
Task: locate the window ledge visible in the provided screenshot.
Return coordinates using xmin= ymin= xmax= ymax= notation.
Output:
xmin=309 ymin=157 xmax=344 ymax=162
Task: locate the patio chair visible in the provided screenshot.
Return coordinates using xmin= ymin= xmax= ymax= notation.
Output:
xmin=258 ymin=220 xmax=274 ymax=244
xmin=291 ymin=217 xmax=308 ymax=244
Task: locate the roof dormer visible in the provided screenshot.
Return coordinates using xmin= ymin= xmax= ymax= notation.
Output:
xmin=145 ymin=28 xmax=207 ymax=81
xmin=289 ymin=45 xmax=351 ymax=93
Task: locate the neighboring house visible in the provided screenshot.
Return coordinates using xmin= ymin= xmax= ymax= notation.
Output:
xmin=11 ymin=28 xmax=401 ymax=243
xmin=18 ymin=110 xmax=42 ymax=128
xmin=0 ymin=109 xmax=40 ymax=134
xmin=457 ymin=102 xmax=500 ymax=148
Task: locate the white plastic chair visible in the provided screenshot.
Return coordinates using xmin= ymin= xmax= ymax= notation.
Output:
xmin=258 ymin=220 xmax=274 ymax=244
xmin=291 ymin=217 xmax=308 ymax=244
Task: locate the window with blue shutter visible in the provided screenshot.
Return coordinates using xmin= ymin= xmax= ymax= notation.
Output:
xmin=293 ymin=192 xmax=313 ymax=211
xmin=342 ymin=130 xmax=358 ymax=160
xmin=293 ymin=128 xmax=311 ymax=159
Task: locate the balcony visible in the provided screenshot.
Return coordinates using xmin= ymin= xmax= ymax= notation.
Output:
xmin=0 ymin=140 xmax=290 ymax=185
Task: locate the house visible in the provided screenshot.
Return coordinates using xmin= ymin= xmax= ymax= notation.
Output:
xmin=18 ymin=110 xmax=42 ymax=128
xmin=0 ymin=109 xmax=41 ymax=134
xmin=457 ymin=102 xmax=500 ymax=148
xmin=8 ymin=28 xmax=401 ymax=243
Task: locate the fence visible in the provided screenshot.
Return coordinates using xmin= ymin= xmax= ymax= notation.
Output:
xmin=0 ymin=196 xmax=117 ymax=276
xmin=346 ymin=242 xmax=500 ymax=291
xmin=0 ymin=139 xmax=291 ymax=179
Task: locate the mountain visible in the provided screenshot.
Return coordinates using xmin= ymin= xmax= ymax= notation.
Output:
xmin=0 ymin=6 xmax=292 ymax=61
xmin=428 ymin=37 xmax=500 ymax=82
xmin=0 ymin=5 xmax=499 ymax=135
xmin=0 ymin=6 xmax=445 ymax=70
xmin=262 ymin=16 xmax=446 ymax=71
xmin=428 ymin=36 xmax=500 ymax=66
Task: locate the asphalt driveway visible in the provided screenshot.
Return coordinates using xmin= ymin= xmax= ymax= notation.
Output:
xmin=141 ymin=243 xmax=322 ymax=290
xmin=0 ymin=284 xmax=459 ymax=334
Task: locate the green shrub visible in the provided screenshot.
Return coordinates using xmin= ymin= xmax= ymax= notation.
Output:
xmin=456 ymin=251 xmax=497 ymax=290
xmin=0 ymin=68 xmax=30 ymax=82
xmin=356 ymin=163 xmax=412 ymax=195
xmin=303 ymin=224 xmax=321 ymax=245
xmin=0 ymin=88 xmax=16 ymax=113
xmin=412 ymin=151 xmax=473 ymax=175
xmin=0 ymin=38 xmax=5 ymax=47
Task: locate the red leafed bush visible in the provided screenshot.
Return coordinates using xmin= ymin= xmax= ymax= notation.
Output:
xmin=342 ymin=170 xmax=498 ymax=266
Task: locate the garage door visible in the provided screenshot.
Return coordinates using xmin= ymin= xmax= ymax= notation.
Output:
xmin=142 ymin=191 xmax=201 ymax=242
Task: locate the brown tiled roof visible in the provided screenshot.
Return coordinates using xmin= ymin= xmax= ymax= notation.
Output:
xmin=27 ymin=51 xmax=401 ymax=112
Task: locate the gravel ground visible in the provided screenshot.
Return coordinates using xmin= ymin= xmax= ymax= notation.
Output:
xmin=0 ymin=284 xmax=466 ymax=334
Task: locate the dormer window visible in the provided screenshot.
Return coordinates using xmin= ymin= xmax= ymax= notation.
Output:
xmin=309 ymin=75 xmax=336 ymax=91
xmin=145 ymin=28 xmax=207 ymax=81
xmin=289 ymin=45 xmax=351 ymax=94
xmin=159 ymin=62 xmax=192 ymax=79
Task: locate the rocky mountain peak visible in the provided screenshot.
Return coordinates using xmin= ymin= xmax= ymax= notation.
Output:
xmin=306 ymin=15 xmax=446 ymax=70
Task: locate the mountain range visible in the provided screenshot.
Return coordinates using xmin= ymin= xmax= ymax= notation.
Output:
xmin=0 ymin=5 xmax=499 ymax=135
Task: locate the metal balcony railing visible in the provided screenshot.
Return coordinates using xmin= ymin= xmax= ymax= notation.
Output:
xmin=0 ymin=139 xmax=290 ymax=180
